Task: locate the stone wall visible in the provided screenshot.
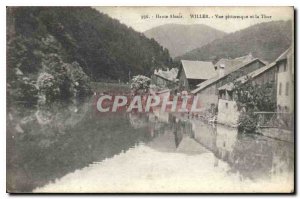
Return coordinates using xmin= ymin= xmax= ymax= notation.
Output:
xmin=217 ymin=99 xmax=240 ymax=127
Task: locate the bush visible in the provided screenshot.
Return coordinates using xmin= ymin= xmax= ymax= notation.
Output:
xmin=130 ymin=75 xmax=151 ymax=94
xmin=69 ymin=62 xmax=92 ymax=97
xmin=238 ymin=111 xmax=258 ymax=133
xmin=37 ymin=72 xmax=60 ymax=103
xmin=8 ymin=78 xmax=38 ymax=107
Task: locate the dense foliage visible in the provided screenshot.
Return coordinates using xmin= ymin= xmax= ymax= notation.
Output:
xmin=9 ymin=7 xmax=173 ymax=81
xmin=177 ymin=20 xmax=292 ymax=63
xmin=7 ymin=7 xmax=175 ymax=105
xmin=234 ymin=80 xmax=277 ymax=112
xmin=7 ymin=33 xmax=93 ymax=105
xmin=130 ymin=75 xmax=151 ymax=95
xmin=233 ymin=79 xmax=277 ymax=133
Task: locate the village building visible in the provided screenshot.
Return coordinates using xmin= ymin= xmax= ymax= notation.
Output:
xmin=177 ymin=60 xmax=217 ymax=91
xmin=151 ymin=68 xmax=178 ymax=90
xmin=191 ymin=58 xmax=266 ymax=111
xmin=217 ymin=62 xmax=278 ymax=126
xmin=275 ymin=47 xmax=294 ymax=113
xmin=214 ymin=53 xmax=254 ymax=71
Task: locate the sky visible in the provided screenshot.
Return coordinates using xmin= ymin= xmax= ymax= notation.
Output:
xmin=95 ymin=6 xmax=293 ymax=33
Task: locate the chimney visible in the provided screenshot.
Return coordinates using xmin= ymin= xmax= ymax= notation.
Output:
xmin=219 ymin=64 xmax=225 ymax=77
xmin=249 ymin=52 xmax=253 ymax=59
xmin=244 ymin=52 xmax=253 ymax=62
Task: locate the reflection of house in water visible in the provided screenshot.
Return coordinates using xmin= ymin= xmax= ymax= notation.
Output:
xmin=146 ymin=129 xmax=177 ymax=153
xmin=270 ymin=139 xmax=294 ymax=178
xmin=186 ymin=120 xmax=293 ymax=180
xmin=215 ymin=125 xmax=238 ymax=154
xmin=146 ymin=111 xmax=293 ymax=180
xmin=147 ymin=114 xmax=210 ymax=155
xmin=190 ymin=120 xmax=217 ymax=151
xmin=190 ymin=120 xmax=237 ymax=161
xmin=150 ymin=109 xmax=170 ymax=123
xmin=129 ymin=113 xmax=149 ymax=129
xmin=176 ymin=136 xmax=209 ymax=155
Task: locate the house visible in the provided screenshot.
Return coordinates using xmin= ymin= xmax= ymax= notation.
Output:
xmin=214 ymin=53 xmax=254 ymax=72
xmin=177 ymin=60 xmax=217 ymax=91
xmin=217 ymin=62 xmax=278 ymax=126
xmin=275 ymin=47 xmax=294 ymax=113
xmin=191 ymin=58 xmax=266 ymax=111
xmin=151 ymin=68 xmax=178 ymax=90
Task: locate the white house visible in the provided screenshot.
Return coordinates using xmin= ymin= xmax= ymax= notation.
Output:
xmin=276 ymin=46 xmax=294 ymax=113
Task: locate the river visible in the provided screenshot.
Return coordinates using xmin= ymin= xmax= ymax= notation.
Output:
xmin=6 ymin=97 xmax=294 ymax=193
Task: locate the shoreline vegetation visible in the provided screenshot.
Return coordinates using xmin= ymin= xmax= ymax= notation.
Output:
xmin=7 ymin=6 xmax=176 ymax=108
xmin=6 ymin=7 xmax=293 ymax=136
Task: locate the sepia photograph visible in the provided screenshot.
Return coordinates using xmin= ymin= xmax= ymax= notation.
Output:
xmin=6 ymin=6 xmax=294 ymax=193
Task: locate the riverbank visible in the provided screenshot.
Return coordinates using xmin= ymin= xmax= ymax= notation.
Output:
xmin=259 ymin=128 xmax=294 ymax=143
xmin=91 ymin=82 xmax=131 ymax=95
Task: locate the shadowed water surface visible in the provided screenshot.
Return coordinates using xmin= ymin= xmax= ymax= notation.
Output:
xmin=7 ymin=97 xmax=294 ymax=192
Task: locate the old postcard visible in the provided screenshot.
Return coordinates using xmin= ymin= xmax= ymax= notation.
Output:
xmin=6 ymin=6 xmax=294 ymax=193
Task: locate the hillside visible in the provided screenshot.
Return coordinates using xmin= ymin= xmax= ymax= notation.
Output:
xmin=8 ymin=7 xmax=174 ymax=82
xmin=177 ymin=21 xmax=293 ymax=63
xmin=144 ymin=24 xmax=226 ymax=58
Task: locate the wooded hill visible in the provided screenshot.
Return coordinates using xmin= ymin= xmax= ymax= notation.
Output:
xmin=144 ymin=24 xmax=226 ymax=57
xmin=177 ymin=20 xmax=293 ymax=63
xmin=8 ymin=7 xmax=174 ymax=82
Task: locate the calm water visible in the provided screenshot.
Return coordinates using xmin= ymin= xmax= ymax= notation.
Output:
xmin=7 ymin=97 xmax=294 ymax=192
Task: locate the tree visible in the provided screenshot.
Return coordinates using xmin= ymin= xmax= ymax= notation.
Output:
xmin=69 ymin=62 xmax=92 ymax=97
xmin=130 ymin=75 xmax=151 ymax=95
xmin=233 ymin=79 xmax=276 ymax=133
xmin=36 ymin=72 xmax=60 ymax=103
xmin=234 ymin=79 xmax=276 ymax=112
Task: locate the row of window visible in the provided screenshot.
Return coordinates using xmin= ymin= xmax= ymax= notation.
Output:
xmin=278 ymin=82 xmax=289 ymax=96
xmin=278 ymin=105 xmax=289 ymax=112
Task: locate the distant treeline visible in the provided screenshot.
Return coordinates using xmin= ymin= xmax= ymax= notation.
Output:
xmin=177 ymin=20 xmax=293 ymax=63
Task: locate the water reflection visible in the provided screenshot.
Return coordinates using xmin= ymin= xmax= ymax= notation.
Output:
xmin=7 ymin=98 xmax=152 ymax=192
xmin=146 ymin=112 xmax=294 ymax=181
xmin=7 ymin=97 xmax=294 ymax=192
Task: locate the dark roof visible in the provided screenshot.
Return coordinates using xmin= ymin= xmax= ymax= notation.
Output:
xmin=191 ymin=58 xmax=265 ymax=94
xmin=276 ymin=47 xmax=293 ymax=62
xmin=218 ymin=62 xmax=277 ymax=91
xmin=215 ymin=53 xmax=254 ymax=73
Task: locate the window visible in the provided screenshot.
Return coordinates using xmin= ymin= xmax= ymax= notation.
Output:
xmin=278 ymin=105 xmax=281 ymax=112
xmin=283 ymin=62 xmax=287 ymax=72
xmin=279 ymin=82 xmax=282 ymax=95
xmin=285 ymin=82 xmax=289 ymax=96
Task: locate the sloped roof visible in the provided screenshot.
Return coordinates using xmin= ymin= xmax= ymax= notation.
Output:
xmin=276 ymin=47 xmax=293 ymax=62
xmin=191 ymin=58 xmax=265 ymax=94
xmin=215 ymin=53 xmax=254 ymax=73
xmin=215 ymin=53 xmax=254 ymax=72
xmin=180 ymin=60 xmax=217 ymax=80
xmin=154 ymin=68 xmax=178 ymax=82
xmin=218 ymin=62 xmax=277 ymax=91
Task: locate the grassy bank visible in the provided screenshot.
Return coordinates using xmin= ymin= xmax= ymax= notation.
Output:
xmin=91 ymin=82 xmax=131 ymax=95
